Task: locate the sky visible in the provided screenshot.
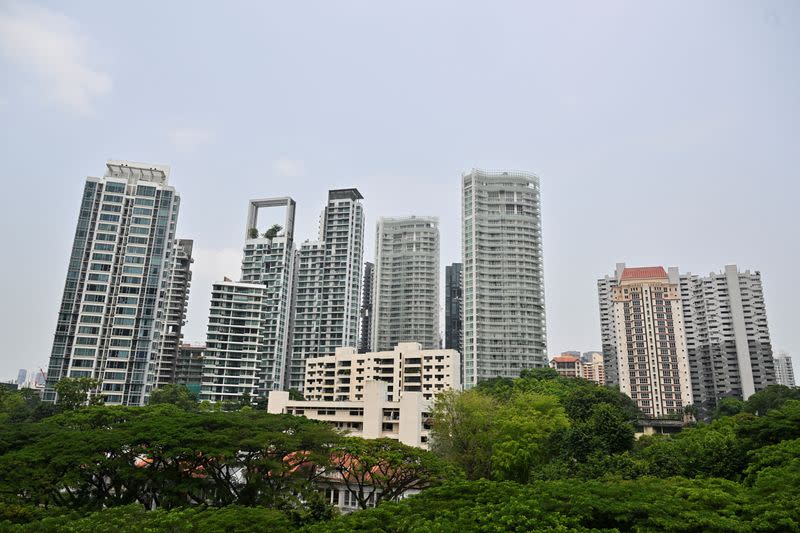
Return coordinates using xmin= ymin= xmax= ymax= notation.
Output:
xmin=1 ymin=1 xmax=798 ymax=380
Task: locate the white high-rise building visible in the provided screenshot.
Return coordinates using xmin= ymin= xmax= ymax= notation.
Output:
xmin=678 ymin=265 xmax=776 ymax=409
xmin=371 ymin=217 xmax=440 ymax=352
xmin=774 ymin=352 xmax=796 ymax=387
xmin=45 ymin=161 xmax=181 ymax=406
xmin=461 ymin=169 xmax=546 ymax=388
xmin=289 ymin=189 xmax=365 ymax=390
xmin=240 ymin=198 xmax=296 ymax=394
xmin=154 ymin=239 xmax=193 ymax=388
xmin=200 ymin=281 xmax=267 ymax=402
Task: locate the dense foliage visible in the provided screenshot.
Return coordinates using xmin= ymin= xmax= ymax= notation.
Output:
xmin=1 ymin=376 xmax=798 ymax=532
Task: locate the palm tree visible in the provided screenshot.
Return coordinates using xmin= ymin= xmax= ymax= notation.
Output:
xmin=263 ymin=224 xmax=283 ymax=240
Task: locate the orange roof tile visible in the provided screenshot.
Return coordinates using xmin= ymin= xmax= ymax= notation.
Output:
xmin=620 ymin=266 xmax=668 ymax=281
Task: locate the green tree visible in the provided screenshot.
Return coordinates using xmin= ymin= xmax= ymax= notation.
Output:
xmin=263 ymin=224 xmax=283 ymax=239
xmin=53 ymin=377 xmax=103 ymax=410
xmin=490 ymin=392 xmax=569 ymax=483
xmin=148 ymin=384 xmax=198 ymax=410
xmin=248 ymin=227 xmax=259 ymax=239
xmin=743 ymin=385 xmax=800 ymax=416
xmin=331 ymin=437 xmax=457 ymax=510
xmin=430 ymin=389 xmax=497 ymax=480
xmin=713 ymin=396 xmax=744 ymax=419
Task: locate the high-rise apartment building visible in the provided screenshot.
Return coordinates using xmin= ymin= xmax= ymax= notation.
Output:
xmin=462 ymin=169 xmax=546 ymax=387
xmin=44 ymin=161 xmax=180 ymax=406
xmin=358 ymin=262 xmax=374 ymax=353
xmin=610 ymin=266 xmax=693 ymax=417
xmin=289 ymin=189 xmax=365 ymax=390
xmin=200 ymin=281 xmax=266 ymax=403
xmin=677 ymin=265 xmax=776 ymax=410
xmin=445 ymin=263 xmax=463 ymax=355
xmin=240 ymin=198 xmax=296 ymax=394
xmin=15 ymin=369 xmax=27 ymax=386
xmin=598 ymin=273 xmax=621 ymax=386
xmin=599 ymin=263 xmax=776 ymax=415
xmin=372 ymin=217 xmax=440 ymax=352
xmin=153 ymin=239 xmax=194 ymax=388
xmin=774 ymin=352 xmax=796 ymax=387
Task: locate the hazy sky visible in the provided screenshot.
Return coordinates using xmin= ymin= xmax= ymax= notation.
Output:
xmin=1 ymin=1 xmax=798 ymax=379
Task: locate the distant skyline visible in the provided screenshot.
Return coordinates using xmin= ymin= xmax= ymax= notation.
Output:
xmin=1 ymin=1 xmax=798 ymax=378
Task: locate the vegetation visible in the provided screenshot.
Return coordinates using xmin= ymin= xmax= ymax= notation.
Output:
xmin=263 ymin=224 xmax=283 ymax=239
xmin=248 ymin=227 xmax=259 ymax=239
xmin=0 ymin=375 xmax=797 ymax=531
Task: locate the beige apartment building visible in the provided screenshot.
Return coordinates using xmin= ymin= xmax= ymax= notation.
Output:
xmin=268 ymin=380 xmax=433 ymax=449
xmin=612 ymin=266 xmax=693 ymax=417
xmin=303 ymin=342 xmax=460 ymax=402
xmin=581 ymin=351 xmax=606 ymax=385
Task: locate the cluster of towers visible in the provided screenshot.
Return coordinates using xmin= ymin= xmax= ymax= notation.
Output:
xmin=44 ymin=162 xmax=548 ymax=405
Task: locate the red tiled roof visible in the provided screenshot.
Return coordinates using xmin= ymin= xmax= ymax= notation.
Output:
xmin=620 ymin=266 xmax=667 ymax=281
xmin=552 ymin=355 xmax=579 ymax=363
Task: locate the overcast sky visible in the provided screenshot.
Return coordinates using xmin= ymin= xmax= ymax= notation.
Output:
xmin=1 ymin=1 xmax=798 ymax=380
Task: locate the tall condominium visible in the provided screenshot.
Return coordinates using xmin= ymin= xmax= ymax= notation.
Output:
xmin=240 ymin=198 xmax=296 ymax=394
xmin=44 ymin=161 xmax=180 ymax=406
xmin=610 ymin=266 xmax=693 ymax=417
xmin=200 ymin=281 xmax=266 ymax=402
xmin=445 ymin=263 xmax=463 ymax=355
xmin=678 ymin=265 xmax=776 ymax=409
xmin=371 ymin=216 xmax=440 ymax=352
xmin=153 ymin=239 xmax=194 ymax=388
xmin=175 ymin=343 xmax=205 ymax=394
xmin=358 ymin=262 xmax=374 ymax=353
xmin=289 ymin=189 xmax=365 ymax=390
xmin=774 ymin=352 xmax=796 ymax=387
xmin=461 ymin=169 xmax=546 ymax=387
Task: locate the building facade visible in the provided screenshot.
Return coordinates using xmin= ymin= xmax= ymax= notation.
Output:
xmin=175 ymin=343 xmax=205 ymax=394
xmin=581 ymin=351 xmax=606 ymax=385
xmin=269 ymin=380 xmax=433 ymax=449
xmin=462 ymin=169 xmax=546 ymax=387
xmin=774 ymin=352 xmax=796 ymax=387
xmin=240 ymin=198 xmax=296 ymax=394
xmin=549 ymin=354 xmax=582 ymax=378
xmin=200 ymin=281 xmax=266 ymax=403
xmin=445 ymin=263 xmax=463 ymax=356
xmin=358 ymin=262 xmax=374 ymax=354
xmin=610 ymin=266 xmax=693 ymax=417
xmin=289 ymin=189 xmax=365 ymax=390
xmin=371 ymin=217 xmax=440 ymax=352
xmin=303 ymin=342 xmax=460 ymax=402
xmin=678 ymin=265 xmax=776 ymax=410
xmin=153 ymin=239 xmax=194 ymax=388
xmin=44 ymin=161 xmax=180 ymax=406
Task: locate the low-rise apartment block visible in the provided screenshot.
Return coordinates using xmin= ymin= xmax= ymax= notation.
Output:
xmin=303 ymin=342 xmax=460 ymax=402
xmin=268 ymin=380 xmax=433 ymax=449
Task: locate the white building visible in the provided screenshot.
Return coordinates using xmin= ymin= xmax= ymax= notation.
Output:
xmin=303 ymin=342 xmax=460 ymax=402
xmin=200 ymin=281 xmax=267 ymax=402
xmin=678 ymin=265 xmax=776 ymax=408
xmin=240 ymin=198 xmax=296 ymax=394
xmin=45 ymin=160 xmax=181 ymax=406
xmin=289 ymin=189 xmax=365 ymax=391
xmin=371 ymin=217 xmax=440 ymax=351
xmin=462 ymin=169 xmax=546 ymax=387
xmin=268 ymin=380 xmax=434 ymax=449
xmin=154 ymin=239 xmax=194 ymax=388
xmin=774 ymin=351 xmax=796 ymax=387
